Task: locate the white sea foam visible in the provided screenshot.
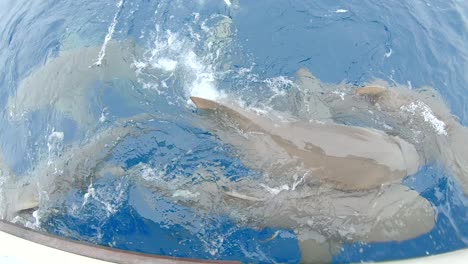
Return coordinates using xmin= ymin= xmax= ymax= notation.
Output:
xmin=140 ymin=164 xmax=158 ymax=181
xmin=260 ymin=184 xmax=290 ymax=195
xmin=82 ymin=183 xmax=96 ymax=208
xmin=48 ymin=131 xmax=64 ymax=142
xmin=264 ymin=76 xmax=293 ymax=97
xmin=93 ymin=0 xmax=124 ymax=66
xmin=172 ymin=190 xmax=200 ymax=199
xmin=184 ymin=51 xmax=223 ymax=101
xmin=223 ymin=0 xmax=232 ymax=7
xmin=152 ymin=58 xmax=178 ymax=71
xmin=292 ymin=173 xmax=306 ymax=190
xmin=47 ymin=131 xmax=64 ymax=166
xmin=335 ymin=9 xmax=348 ymax=13
xmin=99 ymin=108 xmax=108 ymax=123
xmin=385 ymin=48 xmax=393 ymax=58
xmin=332 ymin=90 xmax=346 ymax=100
xmin=135 ymin=18 xmax=227 ymax=102
xmin=400 ymin=100 xmax=448 ymax=135
xmin=81 ymin=181 xmax=127 ymax=217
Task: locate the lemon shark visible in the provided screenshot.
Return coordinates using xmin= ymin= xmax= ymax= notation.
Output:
xmin=0 ymin=83 xmax=460 ymax=263
xmin=182 ymin=73 xmax=468 ymax=262
xmin=97 ymin=94 xmax=422 ymax=263
xmin=190 ymin=96 xmax=421 ymax=191
xmin=0 ymin=115 xmax=152 ymax=221
xmin=292 ymin=69 xmax=468 ymax=196
xmin=5 ymin=40 xmax=139 ymax=128
xmin=1 ymin=36 xmax=466 ymax=262
xmin=0 ymin=91 xmax=436 ymax=260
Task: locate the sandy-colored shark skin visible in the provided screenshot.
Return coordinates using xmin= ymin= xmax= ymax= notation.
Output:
xmin=130 ymin=153 xmax=435 ymax=263
xmin=293 ymin=69 xmax=468 ymax=195
xmin=293 ymin=68 xmax=333 ymax=121
xmin=123 ymin=152 xmax=435 ymax=263
xmin=187 ymin=95 xmax=438 ymax=263
xmin=5 ymin=40 xmax=139 ymax=128
xmin=190 ymin=96 xmax=421 ymax=191
xmin=360 ymin=87 xmax=468 ymax=195
xmin=0 ymin=114 xmax=155 ymax=221
xmin=0 ymin=102 xmax=435 ymax=263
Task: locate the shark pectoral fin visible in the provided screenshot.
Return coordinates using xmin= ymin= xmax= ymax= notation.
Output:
xmin=2 ymin=182 xmax=39 ymax=220
xmin=16 ymin=200 xmax=40 ymax=213
xmin=361 ymin=184 xmax=435 ymax=242
xmin=298 ymin=237 xmax=342 ymax=264
xmin=16 ymin=182 xmax=40 ymax=212
xmin=0 ymin=158 xmax=39 ymax=218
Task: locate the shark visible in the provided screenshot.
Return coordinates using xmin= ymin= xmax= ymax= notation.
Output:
xmin=0 ymin=87 xmax=438 ymax=262
xmin=189 ymin=96 xmax=421 ymax=191
xmin=1 ymin=32 xmax=466 ymax=261
xmin=5 ymin=40 xmax=139 ymax=128
xmin=180 ymin=70 xmax=468 ymax=262
xmin=0 ymin=114 xmax=154 ymax=221
xmin=293 ymin=69 xmax=468 ymax=196
xmin=184 ymin=94 xmax=435 ymax=262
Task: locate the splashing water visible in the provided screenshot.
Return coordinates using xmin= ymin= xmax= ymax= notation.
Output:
xmin=0 ymin=0 xmax=467 ymax=263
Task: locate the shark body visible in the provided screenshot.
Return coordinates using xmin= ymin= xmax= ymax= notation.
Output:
xmin=190 ymin=96 xmax=421 ymax=191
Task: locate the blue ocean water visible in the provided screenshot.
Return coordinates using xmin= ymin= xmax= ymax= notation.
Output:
xmin=0 ymin=0 xmax=467 ymax=263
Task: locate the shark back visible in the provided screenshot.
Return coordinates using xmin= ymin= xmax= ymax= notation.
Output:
xmin=191 ymin=96 xmax=421 ymax=190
